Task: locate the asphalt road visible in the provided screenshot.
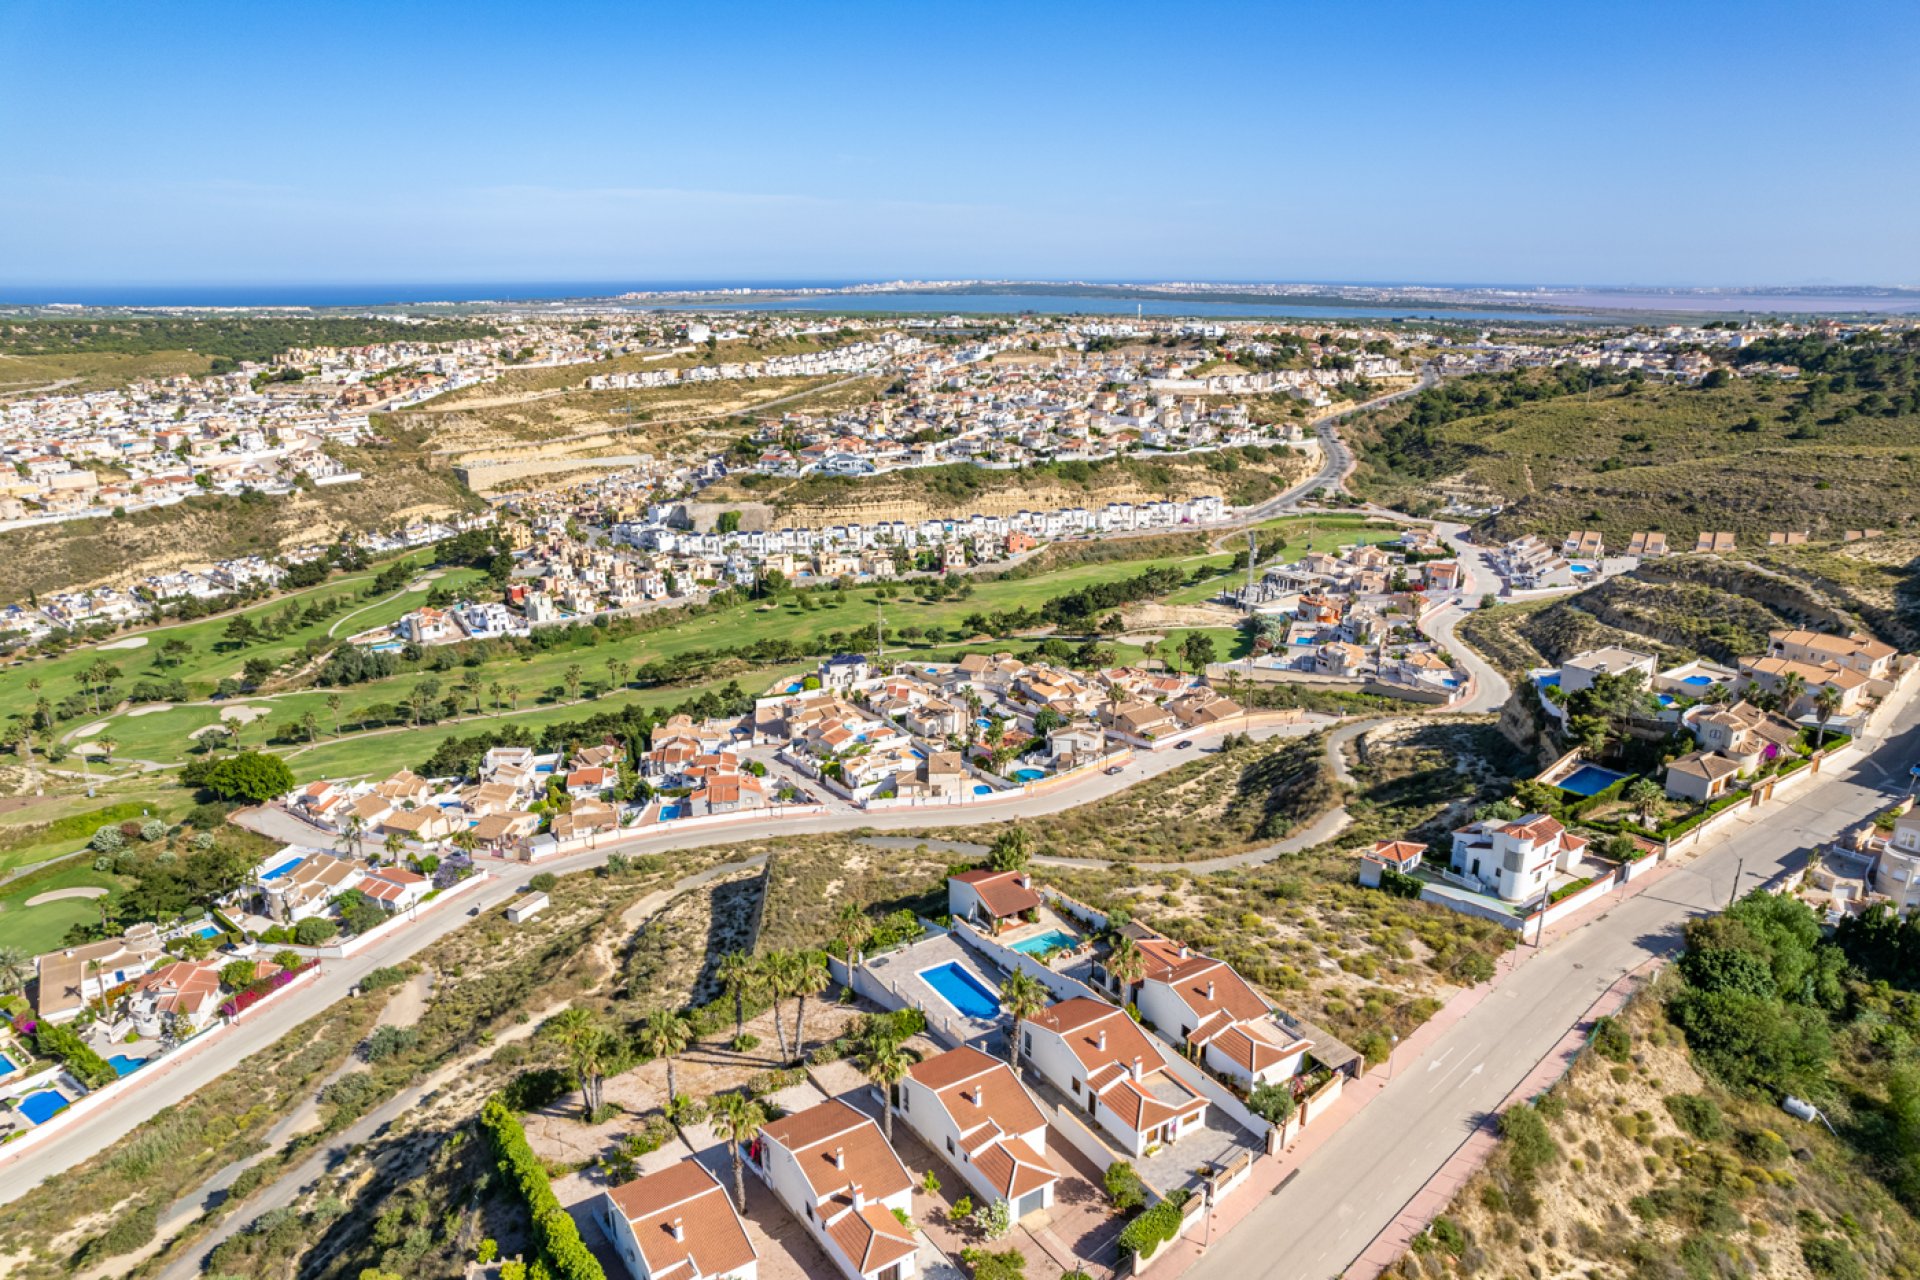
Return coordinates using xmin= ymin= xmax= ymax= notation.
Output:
xmin=1191 ymin=675 xmax=1920 ymax=1280
xmin=0 ymin=711 xmax=1330 ymax=1205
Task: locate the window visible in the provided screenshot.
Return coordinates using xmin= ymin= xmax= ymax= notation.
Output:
xmin=1022 ymin=1032 xmax=1032 ymax=1057
xmin=946 ymin=1135 xmax=955 ymax=1155
xmin=1071 ymin=1078 xmax=1080 ymax=1095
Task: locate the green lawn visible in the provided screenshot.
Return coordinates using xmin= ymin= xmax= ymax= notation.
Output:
xmin=0 ymin=862 xmax=128 ymax=955
xmin=0 ymin=781 xmax=192 ymax=877
xmin=1158 ymin=516 xmax=1404 ymax=605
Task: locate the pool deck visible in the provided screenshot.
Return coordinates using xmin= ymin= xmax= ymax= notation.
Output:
xmin=864 ymin=932 xmax=1007 ymax=1049
xmin=991 ymin=903 xmax=1086 ymax=959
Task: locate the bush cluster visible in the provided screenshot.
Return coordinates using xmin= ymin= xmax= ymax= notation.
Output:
xmin=480 ymin=1096 xmax=607 ymax=1280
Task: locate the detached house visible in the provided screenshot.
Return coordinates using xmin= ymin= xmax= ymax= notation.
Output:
xmin=948 ymin=869 xmax=1041 ymax=935
xmin=600 ymin=1159 xmax=758 ymax=1280
xmin=1449 ymin=814 xmax=1589 ymax=904
xmin=1127 ymin=935 xmax=1312 ymax=1090
xmin=898 ymin=1046 xmax=1060 ymax=1221
xmin=128 ymin=959 xmax=226 ymax=1037
xmin=1021 ymin=997 xmax=1209 ymax=1157
xmin=751 ymin=1100 xmax=919 ymax=1280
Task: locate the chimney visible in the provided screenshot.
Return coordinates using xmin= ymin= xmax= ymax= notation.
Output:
xmin=1178 ymin=943 xmax=1190 ymax=960
xmin=669 ymin=1217 xmax=684 ymax=1242
xmin=1131 ymin=1055 xmax=1144 ymax=1079
xmin=1096 ymin=1028 xmax=1107 ymax=1051
xmin=831 ymin=1146 xmax=845 ymax=1169
xmin=1205 ymin=980 xmax=1215 ymax=1001
xmin=850 ymin=1183 xmax=866 ymax=1211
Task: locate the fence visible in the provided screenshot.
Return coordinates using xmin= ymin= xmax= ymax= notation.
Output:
xmin=274 ymin=868 xmax=491 ymax=960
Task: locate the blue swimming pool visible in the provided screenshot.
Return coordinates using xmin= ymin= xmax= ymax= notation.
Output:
xmin=1679 ymin=674 xmax=1714 ymax=688
xmin=972 ymin=784 xmax=993 ymax=796
xmin=1011 ymin=768 xmax=1045 ymax=783
xmin=1535 ymin=672 xmax=1560 ymax=688
xmin=0 ymin=1053 xmax=15 ymax=1079
xmin=659 ymin=804 xmax=682 ymax=821
xmin=1009 ymin=928 xmax=1078 ymax=956
xmin=195 ymin=924 xmax=220 ymax=939
xmin=107 ymin=1054 xmax=147 ymax=1077
xmin=18 ymin=1090 xmax=69 ymax=1125
xmin=920 ymin=963 xmax=1001 ymax=1020
xmin=1555 ymin=764 xmax=1632 ymax=797
xmin=260 ymin=856 xmax=306 ymax=882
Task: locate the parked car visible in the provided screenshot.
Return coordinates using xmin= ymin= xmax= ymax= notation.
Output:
xmin=1175 ymin=739 xmax=1194 ymax=750
xmin=1104 ymin=765 xmax=1125 ymax=776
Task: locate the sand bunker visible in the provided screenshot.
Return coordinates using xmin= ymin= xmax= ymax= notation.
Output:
xmin=24 ymin=886 xmax=109 ymax=907
xmin=219 ymin=705 xmax=270 ymax=725
xmin=97 ymin=636 xmax=149 ymax=651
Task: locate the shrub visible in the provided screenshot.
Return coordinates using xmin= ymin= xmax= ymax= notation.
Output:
xmin=1663 ymin=1093 xmax=1727 ymax=1142
xmin=1589 ymin=1015 xmax=1632 ymax=1063
xmin=1802 ymin=1237 xmax=1868 ymax=1280
xmin=293 ymin=917 xmax=338 ymax=946
xmin=1104 ymin=1161 xmax=1148 ymax=1211
xmin=360 ymin=966 xmax=408 ymax=992
xmin=958 ymin=1246 xmax=1026 ymax=1280
xmin=1427 ymin=1216 xmax=1466 ymax=1256
xmin=500 ymin=1067 xmax=572 ymax=1113
xmin=1117 ymin=1190 xmax=1189 ymax=1259
xmin=731 ymin=1033 xmax=760 ymax=1052
xmin=363 ymin=1025 xmax=418 ymax=1062
xmin=477 ymin=1239 xmax=499 ymax=1264
xmin=529 ymin=872 xmax=558 ymax=893
xmin=319 ymin=1072 xmax=379 ymax=1115
xmin=1499 ymin=1102 xmax=1560 ymax=1180
xmin=90 ymin=826 xmax=125 ymax=854
xmin=1248 ymin=1079 xmax=1297 ymax=1125
xmin=77 ymin=1199 xmax=159 ymax=1265
xmin=481 ymin=1096 xmax=608 ymax=1280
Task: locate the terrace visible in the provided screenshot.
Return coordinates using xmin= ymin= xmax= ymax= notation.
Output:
xmin=992 ymin=903 xmax=1089 ymax=964
xmin=863 ymin=931 xmax=1007 ymax=1048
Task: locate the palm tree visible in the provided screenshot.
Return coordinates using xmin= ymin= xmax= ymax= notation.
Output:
xmin=564 ymin=664 xmax=584 ymax=703
xmin=832 ymin=902 xmax=873 ymax=979
xmin=1812 ymin=684 xmax=1843 ymax=751
xmin=711 ymin=1091 xmax=767 ymax=1212
xmin=383 ymin=831 xmax=405 ymax=862
xmin=999 ymin=970 xmax=1048 ymax=1071
xmin=507 ymin=684 xmax=522 ymax=712
xmin=1626 ymin=778 xmax=1664 ymax=827
xmin=489 ymin=681 xmax=503 ymax=713
xmin=1105 ymin=934 xmax=1148 ymax=1004
xmin=95 ymin=735 xmax=117 ymax=763
xmin=639 ymin=1008 xmax=693 ymax=1104
xmin=758 ymin=953 xmax=793 ymax=1063
xmin=300 ymin=711 xmax=320 ymax=743
xmin=326 ymin=693 xmax=343 ymax=735
xmin=543 ymin=1007 xmax=622 ymax=1120
xmin=860 ymin=1039 xmax=914 ymax=1143
xmin=1776 ymin=670 xmax=1808 ymax=722
xmin=0 ymin=946 xmax=31 ymax=997
xmin=338 ymin=814 xmax=366 ymax=860
xmin=717 ymin=950 xmax=756 ymax=1041
xmin=790 ymin=951 xmax=831 ymax=1061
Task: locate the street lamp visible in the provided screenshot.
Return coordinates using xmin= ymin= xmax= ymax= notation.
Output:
xmin=1386 ymin=1032 xmax=1401 ymax=1081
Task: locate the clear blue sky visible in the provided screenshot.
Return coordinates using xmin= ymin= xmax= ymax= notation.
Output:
xmin=2 ymin=0 xmax=1916 ymax=288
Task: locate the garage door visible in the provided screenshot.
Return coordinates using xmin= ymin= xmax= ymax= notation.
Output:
xmin=1017 ymin=1188 xmax=1047 ymax=1218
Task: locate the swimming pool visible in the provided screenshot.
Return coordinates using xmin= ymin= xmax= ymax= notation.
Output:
xmin=17 ymin=1090 xmax=69 ymax=1125
xmin=107 ymin=1054 xmax=147 ymax=1077
xmin=1009 ymin=928 xmax=1078 ymax=956
xmin=260 ymin=856 xmax=306 ymax=881
xmin=0 ymin=1053 xmax=15 ymax=1080
xmin=1679 ymin=674 xmax=1715 ymax=688
xmin=659 ymin=804 xmax=682 ymax=821
xmin=1011 ymin=768 xmax=1046 ymax=783
xmin=920 ymin=963 xmax=1001 ymax=1021
xmin=194 ymin=924 xmax=221 ymax=939
xmin=1555 ymin=764 xmax=1631 ymax=797
xmin=972 ymin=784 xmax=993 ymax=796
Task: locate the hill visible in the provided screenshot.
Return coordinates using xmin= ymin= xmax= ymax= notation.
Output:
xmin=1348 ymin=335 xmax=1920 ymax=547
xmin=1385 ymin=892 xmax=1920 ymax=1280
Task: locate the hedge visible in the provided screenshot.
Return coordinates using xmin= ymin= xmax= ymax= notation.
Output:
xmin=481 ymin=1096 xmax=607 ymax=1280
xmin=34 ymin=1021 xmax=115 ymax=1090
xmin=1117 ymin=1190 xmax=1190 ymax=1259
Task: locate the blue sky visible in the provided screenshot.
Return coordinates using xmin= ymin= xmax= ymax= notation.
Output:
xmin=1 ymin=0 xmax=1916 ymax=288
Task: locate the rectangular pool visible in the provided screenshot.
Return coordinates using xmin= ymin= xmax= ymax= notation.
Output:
xmin=0 ymin=1053 xmax=15 ymax=1080
xmin=260 ymin=856 xmax=306 ymax=882
xmin=107 ymin=1054 xmax=147 ymax=1077
xmin=919 ymin=962 xmax=1001 ymax=1021
xmin=1555 ymin=764 xmax=1631 ymax=797
xmin=1009 ymin=928 xmax=1078 ymax=956
xmin=18 ymin=1090 xmax=69 ymax=1126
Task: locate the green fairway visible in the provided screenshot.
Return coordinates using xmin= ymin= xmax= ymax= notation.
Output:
xmin=0 ymin=862 xmax=127 ymax=956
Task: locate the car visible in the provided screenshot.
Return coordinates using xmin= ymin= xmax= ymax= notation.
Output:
xmin=467 ymin=906 xmax=481 ymax=916
xmin=1104 ymin=765 xmax=1125 ymax=776
xmin=1175 ymin=739 xmax=1194 ymax=749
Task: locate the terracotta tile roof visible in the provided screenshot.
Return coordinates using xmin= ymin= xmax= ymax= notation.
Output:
xmin=605 ymin=1160 xmax=757 ymax=1280
xmin=1367 ymin=840 xmax=1428 ymax=866
xmin=822 ymin=1196 xmax=917 ymax=1274
xmin=759 ymin=1100 xmax=911 ymax=1202
xmin=949 ymin=869 xmax=1041 ymax=918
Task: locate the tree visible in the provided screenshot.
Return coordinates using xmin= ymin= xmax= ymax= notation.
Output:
xmin=1626 ymin=777 xmax=1664 ymax=826
xmin=759 ymin=952 xmax=795 ymax=1063
xmin=198 ymin=751 xmax=295 ymax=803
xmin=293 ymin=916 xmax=338 ymax=945
xmin=639 ymin=1008 xmax=693 ymax=1104
xmin=564 ymin=664 xmax=584 ymax=703
xmin=219 ymin=960 xmax=257 ymax=989
xmin=832 ymin=902 xmax=873 ymax=977
xmin=710 ymin=1091 xmax=766 ymax=1213
xmin=789 ymin=951 xmax=831 ymax=1061
xmin=1776 ymin=670 xmax=1808 ymax=719
xmin=1179 ymin=631 xmax=1218 ymax=673
xmin=1248 ymin=1079 xmax=1297 ymax=1126
xmin=1106 ymin=934 xmax=1147 ymax=1002
xmin=717 ymin=950 xmax=756 ymax=1041
xmin=1812 ymin=684 xmax=1843 ymax=750
xmin=300 ymin=711 xmax=320 ymax=743
xmin=860 ymin=1038 xmax=914 ymax=1142
xmin=999 ymin=970 xmax=1048 ymax=1071
xmin=987 ymin=827 xmax=1030 ymax=873
xmin=959 ymin=1246 xmax=1026 ymax=1280
xmin=325 ymin=693 xmax=343 ymax=735
xmin=543 ymin=1007 xmax=623 ymax=1120
xmin=0 ymin=946 xmax=33 ymax=996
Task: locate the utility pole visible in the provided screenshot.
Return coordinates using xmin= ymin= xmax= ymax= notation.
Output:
xmin=875 ymin=599 xmax=885 ymax=670
xmin=1728 ymin=856 xmax=1744 ymax=911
